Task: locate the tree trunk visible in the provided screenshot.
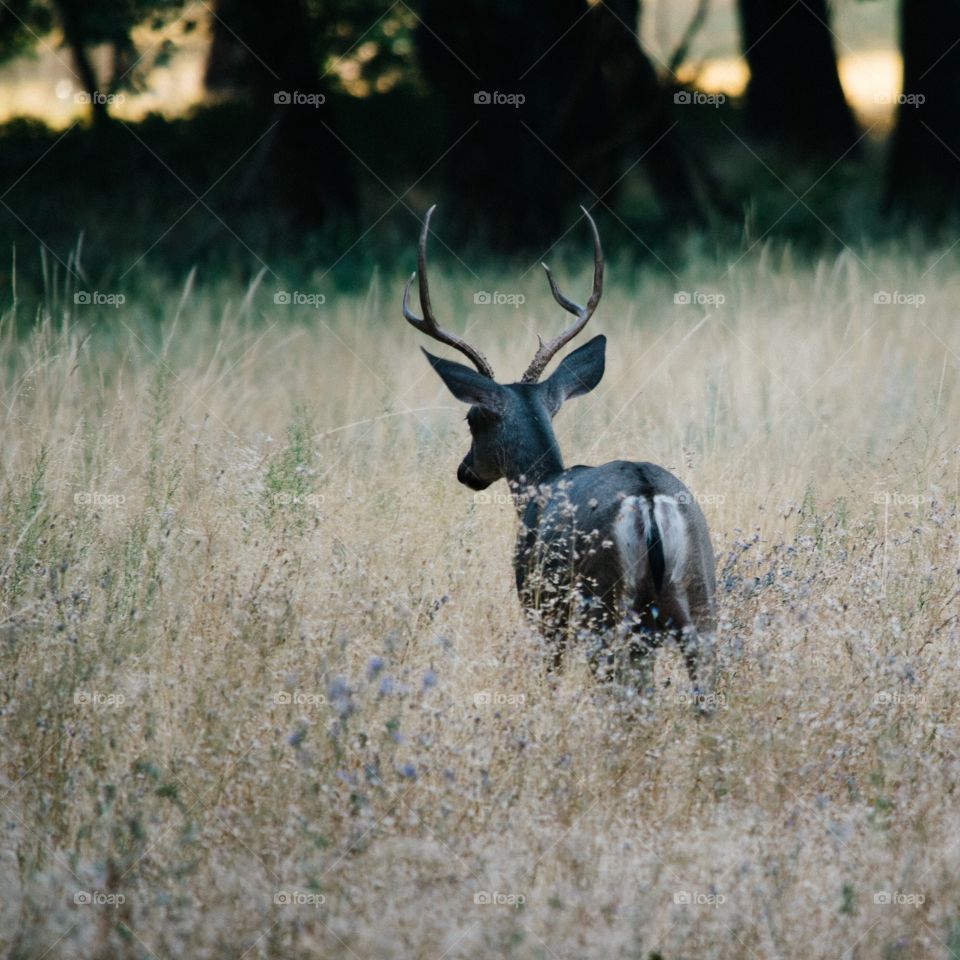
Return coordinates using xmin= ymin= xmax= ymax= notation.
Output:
xmin=52 ymin=0 xmax=110 ymax=128
xmin=886 ymin=0 xmax=960 ymax=218
xmin=203 ymin=0 xmax=354 ymax=224
xmin=737 ymin=0 xmax=858 ymax=156
xmin=599 ymin=0 xmax=709 ymax=225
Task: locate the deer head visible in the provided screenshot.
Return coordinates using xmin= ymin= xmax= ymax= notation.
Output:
xmin=403 ymin=206 xmax=606 ymax=491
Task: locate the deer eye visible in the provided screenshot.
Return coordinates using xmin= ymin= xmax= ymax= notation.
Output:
xmin=467 ymin=407 xmax=498 ymax=431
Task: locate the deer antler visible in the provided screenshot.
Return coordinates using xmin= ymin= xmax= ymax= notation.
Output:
xmin=521 ymin=206 xmax=604 ymax=383
xmin=402 ymin=205 xmax=495 ymax=379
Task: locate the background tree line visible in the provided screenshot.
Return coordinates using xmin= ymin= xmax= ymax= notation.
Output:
xmin=0 ymin=0 xmax=957 ymax=274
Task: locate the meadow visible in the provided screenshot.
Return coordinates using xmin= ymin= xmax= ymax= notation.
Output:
xmin=1 ymin=238 xmax=959 ymax=959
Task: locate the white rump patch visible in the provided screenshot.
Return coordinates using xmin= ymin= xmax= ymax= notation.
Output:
xmin=613 ymin=496 xmax=651 ymax=605
xmin=652 ymin=494 xmax=689 ymax=586
xmin=614 ymin=494 xmax=689 ymax=598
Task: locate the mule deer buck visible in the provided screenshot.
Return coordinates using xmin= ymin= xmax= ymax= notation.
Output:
xmin=404 ymin=206 xmax=718 ymax=710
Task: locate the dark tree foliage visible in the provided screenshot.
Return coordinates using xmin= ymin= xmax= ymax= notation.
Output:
xmin=0 ymin=1 xmax=188 ymax=126
xmin=0 ymin=1 xmax=52 ymax=62
xmin=2 ymin=0 xmax=957 ymax=250
xmin=204 ymin=0 xmax=357 ymax=223
xmin=886 ymin=0 xmax=960 ymax=218
xmin=416 ymin=0 xmax=608 ymax=245
xmin=737 ymin=0 xmax=859 ymax=157
xmin=207 ymin=0 xmax=417 ymax=98
xmin=415 ymin=0 xmax=708 ymax=246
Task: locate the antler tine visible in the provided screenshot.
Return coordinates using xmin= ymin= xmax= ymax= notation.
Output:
xmin=402 ymin=205 xmax=495 ymax=379
xmin=521 ymin=205 xmax=604 ymax=383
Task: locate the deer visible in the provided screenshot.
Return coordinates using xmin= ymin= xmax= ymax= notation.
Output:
xmin=404 ymin=206 xmax=718 ymax=711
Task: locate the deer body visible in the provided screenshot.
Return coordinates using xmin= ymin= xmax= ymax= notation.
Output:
xmin=404 ymin=206 xmax=718 ymax=707
xmin=513 ymin=460 xmax=717 ymax=698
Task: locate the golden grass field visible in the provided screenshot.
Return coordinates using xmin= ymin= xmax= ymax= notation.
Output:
xmin=1 ymin=243 xmax=959 ymax=959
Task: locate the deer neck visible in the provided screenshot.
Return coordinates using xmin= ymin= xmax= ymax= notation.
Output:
xmin=505 ymin=438 xmax=565 ymax=511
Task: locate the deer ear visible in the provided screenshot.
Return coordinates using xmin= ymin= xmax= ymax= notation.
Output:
xmin=423 ymin=350 xmax=504 ymax=413
xmin=540 ymin=334 xmax=605 ymax=415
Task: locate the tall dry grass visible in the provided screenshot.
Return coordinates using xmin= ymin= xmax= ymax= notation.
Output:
xmin=1 ymin=244 xmax=959 ymax=959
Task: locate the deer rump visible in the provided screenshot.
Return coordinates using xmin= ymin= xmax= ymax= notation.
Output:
xmin=514 ymin=460 xmax=710 ymax=654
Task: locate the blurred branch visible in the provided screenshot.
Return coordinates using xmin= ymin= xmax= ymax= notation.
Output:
xmin=667 ymin=0 xmax=709 ymax=76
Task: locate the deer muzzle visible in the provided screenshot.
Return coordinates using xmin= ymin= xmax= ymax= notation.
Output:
xmin=457 ymin=457 xmax=492 ymax=490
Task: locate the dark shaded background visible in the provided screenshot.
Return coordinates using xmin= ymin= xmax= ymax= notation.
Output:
xmin=0 ymin=0 xmax=956 ymax=297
